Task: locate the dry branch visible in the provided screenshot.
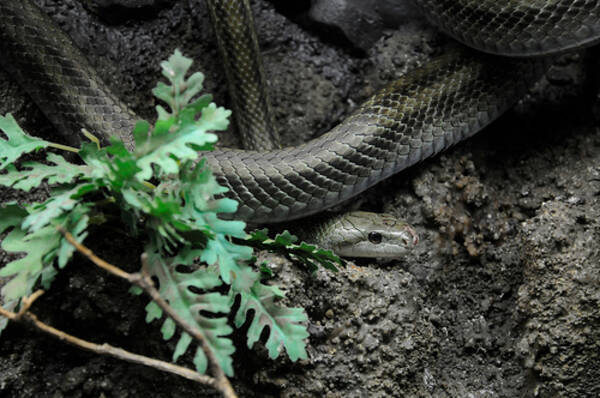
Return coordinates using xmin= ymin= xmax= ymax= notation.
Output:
xmin=0 ymin=293 xmax=218 ymax=387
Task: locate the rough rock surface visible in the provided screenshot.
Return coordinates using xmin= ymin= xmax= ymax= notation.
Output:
xmin=309 ymin=0 xmax=420 ymax=51
xmin=1 ymin=0 xmax=599 ymax=397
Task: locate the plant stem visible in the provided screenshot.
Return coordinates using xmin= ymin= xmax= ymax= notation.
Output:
xmin=0 ymin=294 xmax=219 ymax=388
xmin=47 ymin=142 xmax=79 ymax=153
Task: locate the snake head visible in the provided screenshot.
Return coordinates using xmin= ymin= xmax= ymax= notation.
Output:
xmin=322 ymin=211 xmax=418 ymax=258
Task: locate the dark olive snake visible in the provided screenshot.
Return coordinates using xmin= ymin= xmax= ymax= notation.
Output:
xmin=1 ymin=0 xmax=600 ymax=229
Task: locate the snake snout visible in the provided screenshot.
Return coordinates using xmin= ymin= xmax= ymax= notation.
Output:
xmin=322 ymin=211 xmax=419 ymax=258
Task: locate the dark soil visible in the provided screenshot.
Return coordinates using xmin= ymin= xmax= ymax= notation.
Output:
xmin=1 ymin=0 xmax=599 ymax=397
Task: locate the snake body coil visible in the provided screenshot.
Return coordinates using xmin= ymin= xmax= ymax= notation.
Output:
xmin=1 ymin=0 xmax=599 ymax=223
xmin=205 ymin=49 xmax=544 ymax=222
xmin=0 ymin=0 xmax=137 ymax=150
xmin=205 ymin=0 xmax=280 ymax=151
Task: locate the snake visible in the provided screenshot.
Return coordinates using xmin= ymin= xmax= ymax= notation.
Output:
xmin=295 ymin=211 xmax=418 ymax=258
xmin=1 ymin=0 xmax=600 ymax=256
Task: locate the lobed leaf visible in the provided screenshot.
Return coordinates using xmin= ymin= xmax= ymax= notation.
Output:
xmin=0 ymin=225 xmax=61 ymax=299
xmin=22 ymin=183 xmax=92 ymax=233
xmin=246 ymin=229 xmax=342 ymax=272
xmin=143 ymin=247 xmax=236 ymax=376
xmin=202 ymin=237 xmax=255 ymax=289
xmin=0 ymin=204 xmax=32 ymax=335
xmin=0 ymin=208 xmax=89 ymax=309
xmin=153 ymin=50 xmax=208 ymax=119
xmin=234 ymin=280 xmax=309 ymax=362
xmin=176 ymin=160 xmax=254 ymax=284
xmin=0 ymin=114 xmax=50 ymax=170
xmin=0 ymin=153 xmax=87 ymax=191
xmin=134 ymin=115 xmax=222 ymax=180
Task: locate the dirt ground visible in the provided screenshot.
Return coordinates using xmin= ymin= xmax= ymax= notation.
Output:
xmin=1 ymin=0 xmax=599 ymax=397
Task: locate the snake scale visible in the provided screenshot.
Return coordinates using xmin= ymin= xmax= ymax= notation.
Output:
xmin=1 ymin=0 xmax=600 ymax=225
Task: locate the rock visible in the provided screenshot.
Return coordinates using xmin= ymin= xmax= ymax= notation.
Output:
xmin=92 ymin=0 xmax=158 ymax=7
xmin=308 ymin=0 xmax=420 ymax=51
xmin=518 ymin=200 xmax=600 ymax=397
xmin=85 ymin=0 xmax=175 ymax=23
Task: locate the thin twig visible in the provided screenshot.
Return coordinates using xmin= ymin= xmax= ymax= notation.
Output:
xmin=0 ymin=298 xmax=217 ymax=387
xmin=57 ymin=226 xmax=131 ymax=280
xmin=57 ymin=226 xmax=237 ymax=398
xmin=16 ymin=289 xmax=45 ymax=318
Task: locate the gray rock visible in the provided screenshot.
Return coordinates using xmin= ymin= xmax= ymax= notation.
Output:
xmin=90 ymin=0 xmax=163 ymax=8
xmin=309 ymin=0 xmax=420 ymax=51
xmin=518 ymin=199 xmax=600 ymax=397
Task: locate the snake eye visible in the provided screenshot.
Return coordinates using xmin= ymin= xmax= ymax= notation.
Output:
xmin=368 ymin=232 xmax=382 ymax=244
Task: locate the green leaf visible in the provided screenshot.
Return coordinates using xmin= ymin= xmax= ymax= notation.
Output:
xmin=0 ymin=204 xmax=88 ymax=337
xmin=143 ymin=247 xmax=235 ymax=376
xmin=161 ymin=317 xmax=176 ymax=340
xmin=0 ymin=208 xmax=90 ymax=304
xmin=105 ymin=140 xmax=143 ymax=186
xmin=56 ymin=206 xmax=90 ymax=268
xmin=0 ymin=225 xmax=58 ymax=278
xmin=134 ymin=116 xmax=221 ymax=180
xmin=0 ymin=203 xmax=28 ymax=234
xmin=153 ymin=50 xmax=207 ymax=119
xmin=22 ymin=184 xmax=90 ymax=232
xmin=0 ymin=153 xmax=87 ymax=191
xmin=202 ymin=237 xmax=255 ymax=288
xmin=173 ymin=332 xmax=193 ymax=362
xmin=77 ymin=136 xmax=148 ymax=203
xmin=245 ymin=229 xmax=342 ymax=272
xmin=274 ymin=230 xmax=298 ymax=245
xmin=173 ymin=160 xmax=254 ymax=285
xmin=129 ymin=285 xmax=143 ymax=296
xmin=78 ymin=142 xmax=112 ymax=180
xmin=0 ymin=205 xmax=30 ymax=320
xmin=259 ymin=261 xmax=273 ymax=277
xmin=249 ymin=228 xmax=269 ymax=242
xmin=0 ymin=224 xmax=60 ymax=300
xmin=234 ymin=280 xmax=309 ymax=362
xmin=132 ymin=120 xmax=151 ymax=146
xmin=0 ymin=114 xmax=50 ymax=169
xmin=145 ymin=301 xmax=162 ymax=323
xmin=179 ymin=94 xmax=213 ymax=126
